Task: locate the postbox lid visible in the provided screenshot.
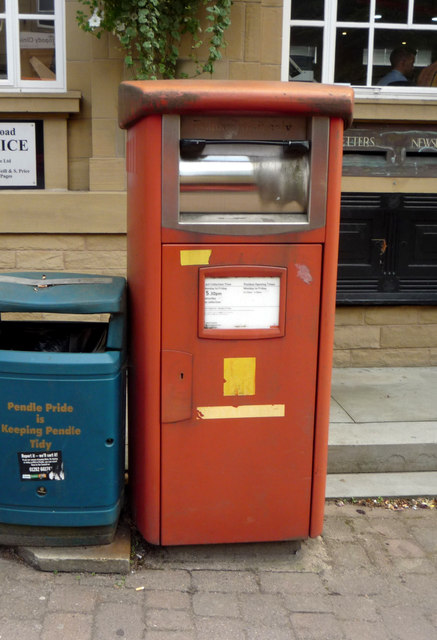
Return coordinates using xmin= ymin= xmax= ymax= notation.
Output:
xmin=0 ymin=272 xmax=126 ymax=313
xmin=118 ymin=80 xmax=354 ymax=130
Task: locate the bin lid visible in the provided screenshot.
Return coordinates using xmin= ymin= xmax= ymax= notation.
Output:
xmin=0 ymin=273 xmax=126 ymax=313
xmin=118 ymin=79 xmax=354 ymax=130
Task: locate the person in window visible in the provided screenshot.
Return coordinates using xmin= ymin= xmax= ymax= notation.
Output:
xmin=377 ymin=46 xmax=416 ymax=86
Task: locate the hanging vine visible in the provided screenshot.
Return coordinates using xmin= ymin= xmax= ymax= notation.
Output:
xmin=76 ymin=0 xmax=232 ymax=79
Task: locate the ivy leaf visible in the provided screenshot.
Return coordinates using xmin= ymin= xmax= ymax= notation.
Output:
xmin=75 ymin=0 xmax=232 ymax=79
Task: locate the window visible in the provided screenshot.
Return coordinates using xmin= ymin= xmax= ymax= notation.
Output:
xmin=0 ymin=0 xmax=65 ymax=91
xmin=282 ymin=0 xmax=437 ymax=95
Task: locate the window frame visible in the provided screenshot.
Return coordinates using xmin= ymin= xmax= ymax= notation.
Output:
xmin=0 ymin=0 xmax=65 ymax=92
xmin=281 ymin=0 xmax=437 ymax=99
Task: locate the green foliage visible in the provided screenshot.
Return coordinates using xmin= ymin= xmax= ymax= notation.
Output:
xmin=76 ymin=0 xmax=232 ymax=79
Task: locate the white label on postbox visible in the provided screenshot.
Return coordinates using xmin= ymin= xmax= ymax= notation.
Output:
xmin=204 ymin=277 xmax=280 ymax=330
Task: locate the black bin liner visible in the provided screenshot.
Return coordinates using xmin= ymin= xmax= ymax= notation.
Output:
xmin=0 ymin=321 xmax=108 ymax=353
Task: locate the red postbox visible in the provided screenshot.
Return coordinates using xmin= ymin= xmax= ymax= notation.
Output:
xmin=119 ymin=80 xmax=353 ymax=546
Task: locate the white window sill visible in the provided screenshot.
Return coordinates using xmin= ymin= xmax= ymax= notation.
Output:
xmin=353 ymin=86 xmax=437 ymax=102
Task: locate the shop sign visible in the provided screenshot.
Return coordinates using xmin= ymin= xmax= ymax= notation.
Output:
xmin=0 ymin=121 xmax=44 ymax=189
xmin=343 ymin=125 xmax=437 ymax=177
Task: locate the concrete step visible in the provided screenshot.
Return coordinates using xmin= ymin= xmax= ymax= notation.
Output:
xmin=326 ymin=471 xmax=437 ymax=499
xmin=327 ymin=421 xmax=437 ymax=474
xmin=326 ymin=368 xmax=437 ymax=498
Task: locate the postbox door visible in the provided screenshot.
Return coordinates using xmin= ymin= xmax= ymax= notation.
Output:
xmin=161 ymin=243 xmax=322 ymax=545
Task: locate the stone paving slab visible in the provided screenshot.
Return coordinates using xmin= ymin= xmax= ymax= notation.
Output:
xmin=329 ymin=422 xmax=437 ymax=445
xmin=328 ymin=367 xmax=437 ymax=483
xmin=0 ymin=503 xmax=436 ymax=639
xmin=329 ymin=398 xmax=353 ymax=423
xmin=15 ymin=521 xmax=131 ymax=575
xmin=330 ymin=367 xmax=437 ymax=423
xmin=326 ymin=470 xmax=437 ymax=498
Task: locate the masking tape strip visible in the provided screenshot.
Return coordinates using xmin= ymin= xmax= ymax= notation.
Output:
xmin=196 ymin=404 xmax=285 ymax=420
xmin=223 ymin=357 xmax=256 ymax=396
xmin=180 ymin=250 xmax=212 ymax=266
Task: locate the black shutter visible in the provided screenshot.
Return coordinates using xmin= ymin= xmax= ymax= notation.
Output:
xmin=337 ymin=193 xmax=437 ymax=304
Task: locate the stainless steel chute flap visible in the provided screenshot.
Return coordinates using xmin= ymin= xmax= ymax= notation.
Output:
xmin=162 ymin=114 xmax=328 ymax=236
xmin=180 ymin=139 xmax=310 ymax=212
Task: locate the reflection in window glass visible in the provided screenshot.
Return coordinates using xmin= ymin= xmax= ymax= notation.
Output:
xmin=337 ymin=0 xmax=369 ymax=22
xmin=20 ymin=20 xmax=56 ymax=80
xmin=289 ymin=27 xmax=323 ymax=82
xmin=375 ymin=0 xmax=408 ymax=23
xmin=414 ymin=0 xmax=437 ymax=24
xmin=335 ymin=28 xmax=368 ymax=85
xmin=285 ymin=0 xmax=437 ymax=88
xmin=0 ymin=20 xmax=6 ymax=79
xmin=371 ymin=29 xmax=434 ymax=85
xmin=0 ymin=1 xmax=4 ymax=13
xmin=291 ymin=0 xmax=324 ymax=21
xmin=19 ymin=0 xmax=54 ymax=14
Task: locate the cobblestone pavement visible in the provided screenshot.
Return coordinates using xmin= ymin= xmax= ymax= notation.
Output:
xmin=0 ymin=503 xmax=436 ymax=640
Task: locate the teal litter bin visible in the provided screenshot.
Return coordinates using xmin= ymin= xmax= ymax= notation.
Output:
xmin=0 ymin=272 xmax=126 ymax=546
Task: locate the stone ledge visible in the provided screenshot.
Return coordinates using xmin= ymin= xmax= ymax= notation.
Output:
xmin=354 ymin=98 xmax=437 ymax=122
xmin=328 ymin=422 xmax=437 ymax=474
xmin=0 ymin=92 xmax=81 ymax=113
xmin=0 ymin=191 xmax=126 ymax=234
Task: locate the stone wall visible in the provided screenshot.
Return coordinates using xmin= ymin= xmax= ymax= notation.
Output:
xmin=177 ymin=0 xmax=283 ymax=80
xmin=0 ymin=234 xmax=126 ymax=277
xmin=334 ymin=307 xmax=437 ymax=367
xmin=66 ymin=0 xmax=126 ymax=192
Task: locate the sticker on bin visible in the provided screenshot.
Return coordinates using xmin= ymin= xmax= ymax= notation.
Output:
xmin=204 ymin=277 xmax=280 ymax=330
xmin=18 ymin=451 xmax=64 ymax=481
